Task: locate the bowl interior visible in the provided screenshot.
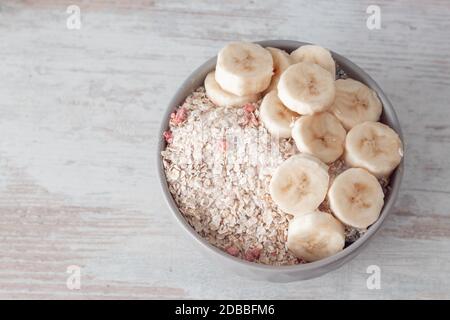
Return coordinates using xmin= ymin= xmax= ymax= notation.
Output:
xmin=157 ymin=40 xmax=404 ymax=276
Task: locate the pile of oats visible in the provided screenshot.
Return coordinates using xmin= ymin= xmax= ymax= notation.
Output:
xmin=161 ymin=87 xmax=377 ymax=265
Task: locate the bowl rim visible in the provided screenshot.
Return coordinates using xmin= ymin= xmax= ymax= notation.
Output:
xmin=157 ymin=40 xmax=404 ymax=274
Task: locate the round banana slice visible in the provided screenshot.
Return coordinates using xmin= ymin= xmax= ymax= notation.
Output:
xmin=328 ymin=168 xmax=384 ymax=228
xmin=277 ymin=62 xmax=335 ymax=115
xmin=215 ymin=42 xmax=273 ymax=96
xmin=345 ymin=121 xmax=403 ymax=178
xmin=204 ymin=71 xmax=260 ymax=107
xmin=292 ymin=112 xmax=346 ymax=163
xmin=260 ymin=90 xmax=299 ymax=138
xmin=269 ymin=154 xmax=329 ymax=215
xmin=290 ymin=45 xmax=336 ymax=77
xmin=287 ymin=210 xmax=345 ymax=262
xmin=330 ymin=79 xmax=382 ymax=130
xmin=264 ymin=47 xmax=292 ymax=94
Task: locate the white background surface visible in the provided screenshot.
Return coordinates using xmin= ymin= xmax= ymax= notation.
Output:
xmin=0 ymin=0 xmax=449 ymax=299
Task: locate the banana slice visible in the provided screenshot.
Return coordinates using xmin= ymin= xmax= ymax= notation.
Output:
xmin=260 ymin=90 xmax=299 ymax=138
xmin=328 ymin=168 xmax=384 ymax=228
xmin=290 ymin=45 xmax=336 ymax=77
xmin=269 ymin=154 xmax=329 ymax=215
xmin=264 ymin=47 xmax=292 ymax=94
xmin=292 ymin=112 xmax=346 ymax=163
xmin=204 ymin=71 xmax=260 ymax=107
xmin=215 ymin=42 xmax=273 ymax=96
xmin=277 ymin=62 xmax=335 ymax=115
xmin=330 ymin=79 xmax=382 ymax=130
xmin=287 ymin=210 xmax=345 ymax=262
xmin=345 ymin=121 xmax=403 ymax=178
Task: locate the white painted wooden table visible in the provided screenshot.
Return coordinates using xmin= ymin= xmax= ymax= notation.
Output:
xmin=0 ymin=0 xmax=449 ymax=299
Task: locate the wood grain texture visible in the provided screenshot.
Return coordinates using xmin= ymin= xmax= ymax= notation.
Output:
xmin=0 ymin=0 xmax=449 ymax=299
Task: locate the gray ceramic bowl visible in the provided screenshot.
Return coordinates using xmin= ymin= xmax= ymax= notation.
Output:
xmin=157 ymin=40 xmax=404 ymax=282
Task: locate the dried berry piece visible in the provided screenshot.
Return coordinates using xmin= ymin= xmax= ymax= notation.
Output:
xmin=241 ymin=103 xmax=259 ymax=127
xmin=163 ymin=130 xmax=173 ymax=143
xmin=226 ymin=246 xmax=240 ymax=257
xmin=244 ymin=247 xmax=261 ymax=262
xmin=170 ymin=107 xmax=188 ymax=125
xmin=243 ymin=102 xmax=257 ymax=113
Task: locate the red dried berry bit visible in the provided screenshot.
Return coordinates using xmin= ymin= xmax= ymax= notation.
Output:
xmin=243 ymin=103 xmax=256 ymax=113
xmin=170 ymin=107 xmax=188 ymax=125
xmin=226 ymin=246 xmax=240 ymax=257
xmin=163 ymin=130 xmax=173 ymax=143
xmin=240 ymin=102 xmax=260 ymax=127
xmin=177 ymin=107 xmax=187 ymax=121
xmin=244 ymin=247 xmax=261 ymax=262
